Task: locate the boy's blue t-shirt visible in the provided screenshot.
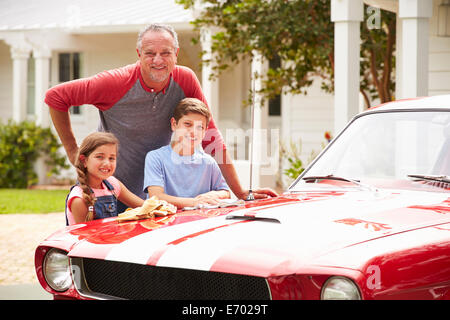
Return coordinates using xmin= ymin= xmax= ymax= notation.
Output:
xmin=143 ymin=145 xmax=229 ymax=198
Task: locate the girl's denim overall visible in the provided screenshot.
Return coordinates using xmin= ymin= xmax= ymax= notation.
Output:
xmin=65 ymin=180 xmax=118 ymax=225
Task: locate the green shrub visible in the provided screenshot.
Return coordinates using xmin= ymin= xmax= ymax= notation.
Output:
xmin=0 ymin=120 xmax=68 ymax=188
xmin=280 ymin=131 xmax=333 ymax=183
xmin=284 ymin=156 xmax=305 ymax=180
xmin=280 ymin=139 xmax=306 ymax=181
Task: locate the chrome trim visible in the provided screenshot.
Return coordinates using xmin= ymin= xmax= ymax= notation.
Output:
xmin=70 ymin=257 xmax=124 ymax=300
xmin=265 ymin=279 xmax=273 ymax=300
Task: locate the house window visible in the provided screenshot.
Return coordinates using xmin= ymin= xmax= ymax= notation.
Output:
xmin=59 ymin=53 xmax=82 ymax=114
xmin=268 ymin=55 xmax=281 ymax=116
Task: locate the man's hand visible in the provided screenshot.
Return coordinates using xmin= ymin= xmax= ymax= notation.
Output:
xmin=216 ymin=151 xmax=279 ymax=201
xmin=237 ymin=188 xmax=279 ymax=200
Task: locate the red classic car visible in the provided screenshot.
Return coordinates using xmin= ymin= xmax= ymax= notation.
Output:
xmin=35 ymin=95 xmax=450 ymax=300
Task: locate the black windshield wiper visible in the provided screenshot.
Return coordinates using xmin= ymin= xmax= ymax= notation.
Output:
xmin=301 ymin=174 xmax=378 ymax=192
xmin=407 ymin=174 xmax=450 ymax=184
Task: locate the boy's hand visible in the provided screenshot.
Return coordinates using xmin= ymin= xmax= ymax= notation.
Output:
xmin=193 ymin=192 xmax=221 ymax=206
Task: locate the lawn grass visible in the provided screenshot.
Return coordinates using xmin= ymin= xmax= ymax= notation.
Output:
xmin=0 ymin=189 xmax=69 ymax=214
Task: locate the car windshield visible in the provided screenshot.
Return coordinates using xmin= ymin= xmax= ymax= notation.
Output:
xmin=290 ymin=110 xmax=450 ymax=193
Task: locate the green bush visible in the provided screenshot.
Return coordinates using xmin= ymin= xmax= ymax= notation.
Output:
xmin=280 ymin=131 xmax=333 ymax=182
xmin=284 ymin=157 xmax=305 ymax=180
xmin=0 ymin=120 xmax=68 ymax=188
xmin=280 ymin=139 xmax=305 ymax=181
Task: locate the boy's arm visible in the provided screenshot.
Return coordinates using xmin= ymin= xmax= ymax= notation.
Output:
xmin=199 ymin=189 xmax=230 ymax=200
xmin=147 ymin=186 xmax=222 ymax=209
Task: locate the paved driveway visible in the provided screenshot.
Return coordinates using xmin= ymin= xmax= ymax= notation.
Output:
xmin=0 ymin=212 xmax=65 ymax=299
xmin=0 ymin=284 xmax=52 ymax=300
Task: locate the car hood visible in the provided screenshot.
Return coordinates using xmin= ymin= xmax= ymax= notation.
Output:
xmin=45 ymin=189 xmax=450 ymax=277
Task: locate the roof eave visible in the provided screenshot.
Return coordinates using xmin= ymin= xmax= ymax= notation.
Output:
xmin=0 ymin=21 xmax=194 ymax=35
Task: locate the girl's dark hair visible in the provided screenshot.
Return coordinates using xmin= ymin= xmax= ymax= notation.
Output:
xmin=74 ymin=132 xmax=119 ymax=221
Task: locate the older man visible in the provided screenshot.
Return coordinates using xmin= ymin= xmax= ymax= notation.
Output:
xmin=45 ymin=24 xmax=277 ymax=211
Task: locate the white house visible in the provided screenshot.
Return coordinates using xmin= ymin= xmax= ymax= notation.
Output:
xmin=332 ymin=0 xmax=450 ymax=133
xmin=0 ymin=0 xmax=449 ymax=192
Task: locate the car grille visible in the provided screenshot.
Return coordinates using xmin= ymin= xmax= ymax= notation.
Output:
xmin=78 ymin=258 xmax=271 ymax=300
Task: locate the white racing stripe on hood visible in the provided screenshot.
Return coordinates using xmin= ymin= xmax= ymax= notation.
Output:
xmin=154 ymin=221 xmax=282 ymax=271
xmin=104 ymin=215 xmax=236 ymax=264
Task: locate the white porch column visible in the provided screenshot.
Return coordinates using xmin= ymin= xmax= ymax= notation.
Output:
xmin=398 ymin=0 xmax=432 ymax=99
xmin=10 ymin=45 xmax=31 ymax=123
xmin=200 ymin=28 xmax=220 ymax=124
xmin=331 ymin=0 xmax=363 ymax=134
xmin=33 ymin=46 xmax=52 ymax=185
xmin=395 ymin=15 xmax=403 ymax=100
xmin=33 ymin=46 xmax=51 ymax=127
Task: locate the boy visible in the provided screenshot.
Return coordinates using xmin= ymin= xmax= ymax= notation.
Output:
xmin=143 ymin=98 xmax=230 ymax=208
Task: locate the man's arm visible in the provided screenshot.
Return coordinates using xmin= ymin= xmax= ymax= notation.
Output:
xmin=216 ymin=148 xmax=279 ymax=200
xmin=49 ymin=108 xmax=79 ymax=165
xmin=45 ymin=63 xmax=139 ymax=165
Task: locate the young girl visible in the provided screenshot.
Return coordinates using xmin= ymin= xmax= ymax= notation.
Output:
xmin=65 ymin=132 xmax=144 ymax=225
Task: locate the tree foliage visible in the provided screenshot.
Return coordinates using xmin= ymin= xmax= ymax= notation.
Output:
xmin=177 ymin=0 xmax=396 ymax=108
xmin=360 ymin=5 xmax=396 ymax=106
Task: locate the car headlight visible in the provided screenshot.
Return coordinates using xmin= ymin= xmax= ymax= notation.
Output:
xmin=43 ymin=248 xmax=72 ymax=292
xmin=321 ymin=276 xmax=361 ymax=300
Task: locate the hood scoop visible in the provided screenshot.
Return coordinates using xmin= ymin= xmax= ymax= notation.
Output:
xmin=226 ymin=211 xmax=281 ymax=223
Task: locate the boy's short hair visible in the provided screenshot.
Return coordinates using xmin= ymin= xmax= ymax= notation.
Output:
xmin=173 ymin=98 xmax=211 ymax=126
